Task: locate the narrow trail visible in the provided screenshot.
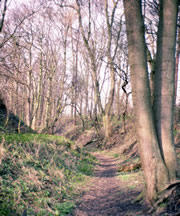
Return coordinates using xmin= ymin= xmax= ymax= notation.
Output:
xmin=71 ymin=153 xmax=146 ymax=216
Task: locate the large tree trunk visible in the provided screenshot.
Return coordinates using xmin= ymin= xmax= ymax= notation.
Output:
xmin=153 ymin=0 xmax=178 ymax=181
xmin=123 ymin=0 xmax=170 ymax=204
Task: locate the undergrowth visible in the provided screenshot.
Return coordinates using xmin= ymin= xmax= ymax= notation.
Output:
xmin=0 ymin=134 xmax=96 ymax=216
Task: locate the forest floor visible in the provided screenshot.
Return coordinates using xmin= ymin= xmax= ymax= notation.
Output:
xmin=56 ymin=117 xmax=180 ymax=216
xmin=70 ymin=151 xmax=148 ymax=216
xmin=0 ymin=104 xmax=180 ymax=215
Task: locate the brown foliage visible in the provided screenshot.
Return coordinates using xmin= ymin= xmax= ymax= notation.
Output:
xmin=118 ymin=162 xmax=141 ymax=172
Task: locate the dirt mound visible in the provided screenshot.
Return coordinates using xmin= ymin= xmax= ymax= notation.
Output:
xmin=75 ymin=129 xmax=97 ymax=148
xmin=55 ymin=117 xmax=83 ymax=140
xmin=0 ymin=99 xmax=33 ymax=133
xmin=105 ymin=121 xmax=138 ymax=159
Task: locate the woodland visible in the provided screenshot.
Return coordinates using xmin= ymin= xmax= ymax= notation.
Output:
xmin=0 ymin=0 xmax=180 ymax=215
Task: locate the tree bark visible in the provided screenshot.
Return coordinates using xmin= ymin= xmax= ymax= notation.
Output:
xmin=103 ymin=0 xmax=116 ymax=138
xmin=153 ymin=0 xmax=178 ymax=181
xmin=123 ymin=0 xmax=170 ymax=204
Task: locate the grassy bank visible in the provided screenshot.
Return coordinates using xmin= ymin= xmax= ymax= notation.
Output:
xmin=0 ymin=134 xmax=96 ymax=216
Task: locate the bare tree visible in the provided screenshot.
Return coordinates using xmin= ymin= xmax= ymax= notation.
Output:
xmin=123 ymin=0 xmax=178 ymax=204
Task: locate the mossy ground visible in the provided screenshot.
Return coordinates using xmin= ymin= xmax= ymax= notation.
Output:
xmin=0 ymin=134 xmax=96 ymax=216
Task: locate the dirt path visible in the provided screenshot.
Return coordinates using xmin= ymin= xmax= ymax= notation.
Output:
xmin=71 ymin=153 xmax=146 ymax=216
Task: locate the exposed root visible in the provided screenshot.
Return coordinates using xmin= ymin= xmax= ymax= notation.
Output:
xmin=149 ymin=181 xmax=180 ymax=215
xmin=134 ymin=190 xmax=145 ymax=204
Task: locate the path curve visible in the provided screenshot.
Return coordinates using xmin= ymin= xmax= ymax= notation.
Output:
xmin=71 ymin=153 xmax=146 ymax=216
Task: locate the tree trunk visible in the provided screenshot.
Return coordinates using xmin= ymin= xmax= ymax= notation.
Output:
xmin=102 ymin=0 xmax=117 ymax=138
xmin=102 ymin=114 xmax=112 ymax=138
xmin=153 ymin=0 xmax=178 ymax=181
xmin=116 ymin=78 xmax=121 ymax=119
xmin=76 ymin=0 xmax=103 ymax=117
xmin=123 ymin=0 xmax=170 ymax=204
xmin=147 ymin=46 xmax=155 ymax=102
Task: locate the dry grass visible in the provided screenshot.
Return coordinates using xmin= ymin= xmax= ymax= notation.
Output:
xmin=0 ymin=133 xmax=96 ymax=216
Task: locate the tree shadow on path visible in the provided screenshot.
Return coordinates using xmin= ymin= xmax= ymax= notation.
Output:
xmin=70 ymin=153 xmax=148 ymax=216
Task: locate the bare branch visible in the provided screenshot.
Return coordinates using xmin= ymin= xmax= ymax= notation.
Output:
xmin=0 ymin=0 xmax=8 ymax=33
